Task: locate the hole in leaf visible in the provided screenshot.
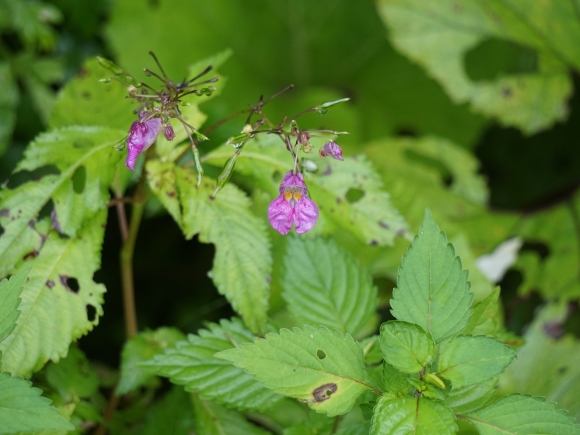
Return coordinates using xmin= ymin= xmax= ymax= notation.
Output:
xmin=395 ymin=127 xmax=418 ymax=138
xmin=6 ymin=165 xmax=60 ymax=189
xmin=60 ymin=275 xmax=80 ymax=293
xmin=316 ymin=349 xmax=326 ymax=360
xmin=346 ymin=188 xmax=364 ymax=203
xmin=520 ymin=241 xmax=550 ymax=261
xmin=464 ymin=38 xmax=538 ymax=82
xmin=312 ymin=383 xmax=337 ymax=402
xmin=0 ymin=225 xmax=4 ymax=237
xmin=404 ymin=149 xmax=454 ymax=187
xmin=38 ymin=199 xmax=54 ymax=221
xmin=72 ymin=166 xmax=87 ymax=194
xmin=86 ymin=304 xmax=97 ymax=322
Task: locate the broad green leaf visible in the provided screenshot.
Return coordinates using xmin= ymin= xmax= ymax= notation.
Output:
xmin=142 ymin=318 xmax=281 ymax=411
xmin=464 ymin=394 xmax=580 ymax=435
xmin=0 ymin=211 xmax=107 ymax=377
xmin=0 ymin=126 xmax=124 ymax=276
xmin=359 ymin=335 xmax=383 ymax=366
xmin=377 ymin=0 xmax=578 ymax=133
xmin=116 ymin=327 xmax=185 ymax=396
xmin=391 ymin=209 xmax=473 ymax=342
xmin=282 ymin=237 xmax=377 ymax=337
xmin=443 ymin=378 xmax=497 ymax=414
xmin=370 ymin=396 xmax=457 ymax=435
xmin=463 ymin=287 xmax=502 ymax=336
xmin=45 ymin=346 xmax=98 ymax=400
xmin=0 ymin=269 xmax=28 ymax=344
xmin=192 ymin=395 xmax=269 ymax=435
xmin=217 ymin=326 xmax=378 ymax=416
xmin=382 ymin=362 xmax=412 ymax=397
xmin=379 ymin=321 xmax=434 ymax=374
xmin=0 ymin=372 xmax=74 ymax=433
xmin=204 ymin=135 xmax=408 ymax=246
xmin=140 ymin=387 xmax=196 ymax=435
xmin=438 ymin=335 xmax=516 ymax=388
xmin=146 ymin=163 xmax=271 ymax=334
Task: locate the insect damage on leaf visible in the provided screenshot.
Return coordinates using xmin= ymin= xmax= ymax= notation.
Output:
xmin=312 ymin=383 xmax=338 ymax=403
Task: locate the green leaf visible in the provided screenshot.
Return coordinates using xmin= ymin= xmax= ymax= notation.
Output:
xmin=217 ymin=326 xmax=377 ymax=416
xmin=142 ymin=318 xmax=282 ymax=411
xmin=377 ymin=0 xmax=577 ymax=134
xmin=0 ymin=211 xmax=107 ymax=377
xmin=463 ymin=287 xmax=502 ymax=336
xmin=0 ymin=269 xmax=28 ymax=344
xmin=359 ymin=335 xmax=383 ymax=366
xmin=45 ymin=346 xmax=99 ymax=400
xmin=370 ymin=396 xmax=457 ymax=435
xmin=204 ymin=135 xmax=408 ymax=246
xmin=0 ymin=126 xmax=124 ymax=276
xmin=0 ymin=372 xmax=74 ymax=433
xmin=282 ymin=237 xmax=377 ymax=337
xmin=0 ymin=62 xmax=19 ymax=156
xmin=438 ymin=335 xmax=516 ymax=388
xmin=464 ymin=394 xmax=580 ymax=435
xmin=140 ymin=387 xmax=196 ymax=435
xmin=391 ymin=208 xmax=473 ymax=342
xmin=382 ymin=362 xmax=412 ymax=397
xmin=146 ymin=162 xmax=271 ymax=335
xmin=116 ymin=327 xmax=185 ymax=396
xmin=443 ymin=378 xmax=497 ymax=414
xmin=379 ymin=321 xmax=434 ymax=374
xmin=192 ymin=395 xmax=270 ymax=435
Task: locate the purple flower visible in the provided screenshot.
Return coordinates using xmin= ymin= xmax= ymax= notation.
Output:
xmin=126 ymin=118 xmax=162 ymax=170
xmin=319 ymin=141 xmax=343 ymax=161
xmin=268 ymin=171 xmax=319 ymax=235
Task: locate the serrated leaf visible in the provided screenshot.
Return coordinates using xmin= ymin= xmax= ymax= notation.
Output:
xmin=382 ymin=362 xmax=411 ymax=397
xmin=192 ymin=395 xmax=269 ymax=435
xmin=443 ymin=378 xmax=497 ymax=414
xmin=464 ymin=287 xmax=501 ymax=336
xmin=0 ymin=372 xmax=74 ymax=433
xmin=217 ymin=326 xmax=378 ymax=416
xmin=116 ymin=327 xmax=185 ymax=396
xmin=391 ymin=209 xmax=473 ymax=342
xmin=282 ymin=237 xmax=377 ymax=337
xmin=45 ymin=346 xmax=99 ymax=400
xmin=438 ymin=335 xmax=516 ymax=388
xmin=377 ymin=0 xmax=577 ymax=134
xmin=204 ymin=135 xmax=408 ymax=246
xmin=0 ymin=126 xmax=123 ymax=276
xmin=370 ymin=396 xmax=457 ymax=435
xmin=142 ymin=318 xmax=282 ymax=411
xmin=464 ymin=394 xmax=580 ymax=434
xmin=147 ymin=162 xmax=271 ymax=335
xmin=0 ymin=269 xmax=28 ymax=344
xmin=0 ymin=211 xmax=107 ymax=377
xmin=379 ymin=321 xmax=434 ymax=374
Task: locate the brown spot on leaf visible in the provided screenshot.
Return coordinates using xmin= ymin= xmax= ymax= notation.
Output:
xmin=0 ymin=209 xmax=9 ymax=217
xmin=46 ymin=280 xmax=55 ymax=289
xmin=312 ymin=383 xmax=337 ymax=403
xmin=502 ymin=87 xmax=512 ymax=98
xmin=166 ymin=191 xmax=175 ymax=198
xmin=379 ymin=221 xmax=389 ymax=229
xmin=370 ymin=239 xmax=378 ymax=246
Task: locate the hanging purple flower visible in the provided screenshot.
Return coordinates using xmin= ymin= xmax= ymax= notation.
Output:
xmin=126 ymin=118 xmax=162 ymax=170
xmin=268 ymin=171 xmax=319 ymax=235
xmin=319 ymin=141 xmax=343 ymax=161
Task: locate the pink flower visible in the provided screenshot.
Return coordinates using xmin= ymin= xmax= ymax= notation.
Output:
xmin=268 ymin=171 xmax=319 ymax=235
xmin=319 ymin=141 xmax=343 ymax=161
xmin=126 ymin=118 xmax=162 ymax=170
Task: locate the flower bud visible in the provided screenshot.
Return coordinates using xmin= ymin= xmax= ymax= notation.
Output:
xmin=298 ymin=131 xmax=310 ymax=145
xmin=319 ymin=141 xmax=343 ymax=161
xmin=164 ymin=123 xmax=175 ymax=141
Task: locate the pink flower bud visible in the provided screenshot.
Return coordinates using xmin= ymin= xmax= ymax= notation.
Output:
xmin=125 ymin=118 xmax=162 ymax=170
xmin=319 ymin=141 xmax=343 ymax=161
xmin=164 ymin=123 xmax=175 ymax=141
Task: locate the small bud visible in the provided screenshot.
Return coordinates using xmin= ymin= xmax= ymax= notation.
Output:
xmin=242 ymin=124 xmax=253 ymax=134
xmin=298 ymin=131 xmax=310 ymax=145
xmin=164 ymin=123 xmax=175 ymax=141
xmin=302 ymin=143 xmax=313 ymax=153
xmin=319 ymin=141 xmax=343 ymax=161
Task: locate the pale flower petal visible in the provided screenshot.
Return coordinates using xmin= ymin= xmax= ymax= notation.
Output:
xmin=294 ymin=197 xmax=319 ymax=234
xmin=268 ymin=195 xmax=294 ymax=235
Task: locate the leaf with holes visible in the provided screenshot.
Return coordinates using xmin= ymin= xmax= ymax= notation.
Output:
xmin=282 ymin=237 xmax=377 ymax=337
xmin=0 ymin=126 xmax=124 ymax=276
xmin=217 ymin=326 xmax=377 ymax=416
xmin=370 ymin=396 xmax=457 ymax=435
xmin=391 ymin=208 xmax=473 ymax=343
xmin=203 ymin=135 xmax=408 ymax=246
xmin=438 ymin=335 xmax=515 ymax=388
xmin=377 ymin=0 xmax=579 ymax=134
xmin=147 ymin=163 xmax=271 ymax=335
xmin=0 ymin=372 xmax=74 ymax=433
xmin=379 ymin=321 xmax=434 ymax=374
xmin=463 ymin=395 xmax=580 ymax=434
xmin=141 ymin=318 xmax=282 ymax=411
xmin=0 ymin=269 xmax=28 ymax=344
xmin=0 ymin=210 xmax=106 ymax=377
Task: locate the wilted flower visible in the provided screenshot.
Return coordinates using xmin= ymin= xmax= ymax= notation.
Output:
xmin=164 ymin=122 xmax=175 ymax=141
xmin=268 ymin=171 xmax=319 ymax=235
xmin=319 ymin=141 xmax=343 ymax=161
xmin=126 ymin=118 xmax=162 ymax=170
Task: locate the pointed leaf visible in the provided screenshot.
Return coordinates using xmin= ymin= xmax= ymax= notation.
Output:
xmin=391 ymin=209 xmax=473 ymax=342
xmin=0 ymin=211 xmax=107 ymax=377
xmin=0 ymin=372 xmax=74 ymax=433
xmin=217 ymin=326 xmax=378 ymax=416
xmin=464 ymin=287 xmax=502 ymax=336
xmin=443 ymin=378 xmax=497 ymax=414
xmin=192 ymin=395 xmax=269 ymax=435
xmin=379 ymin=321 xmax=434 ymax=374
xmin=464 ymin=394 xmax=580 ymax=435
xmin=370 ymin=396 xmax=457 ymax=435
xmin=142 ymin=318 xmax=282 ymax=411
xmin=282 ymin=237 xmax=377 ymax=336
xmin=438 ymin=335 xmax=516 ymax=388
xmin=0 ymin=269 xmax=28 ymax=344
